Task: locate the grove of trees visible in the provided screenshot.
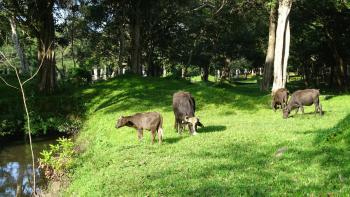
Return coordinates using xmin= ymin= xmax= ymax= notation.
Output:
xmin=0 ymin=0 xmax=349 ymax=93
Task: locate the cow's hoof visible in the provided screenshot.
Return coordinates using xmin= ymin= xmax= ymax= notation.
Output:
xmin=192 ymin=132 xmax=198 ymax=136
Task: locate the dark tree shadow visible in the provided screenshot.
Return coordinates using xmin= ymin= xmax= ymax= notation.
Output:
xmin=288 ymin=111 xmax=326 ymax=118
xmin=198 ymin=125 xmax=226 ymax=133
xmin=163 ymin=136 xmax=187 ymax=144
xmin=78 ymin=76 xmax=271 ymax=115
xmin=290 ymin=114 xmax=350 ymax=192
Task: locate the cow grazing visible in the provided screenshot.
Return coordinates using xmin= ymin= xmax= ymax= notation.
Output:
xmin=272 ymin=88 xmax=289 ymax=111
xmin=115 ymin=112 xmax=163 ymax=144
xmin=172 ymin=91 xmax=203 ymax=135
xmin=283 ymin=89 xmax=322 ymax=119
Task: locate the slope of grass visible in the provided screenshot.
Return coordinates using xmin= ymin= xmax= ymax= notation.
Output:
xmin=65 ymin=76 xmax=350 ymax=196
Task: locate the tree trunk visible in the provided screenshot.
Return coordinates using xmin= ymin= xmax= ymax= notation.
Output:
xmin=70 ymin=24 xmax=76 ymax=68
xmin=282 ymin=20 xmax=290 ymax=88
xmin=221 ymin=58 xmax=230 ymax=82
xmin=272 ymin=0 xmax=292 ymax=93
xmin=118 ymin=25 xmax=125 ymax=73
xmin=37 ymin=1 xmax=56 ymax=93
xmin=325 ymin=30 xmax=348 ymax=90
xmin=130 ymin=0 xmax=142 ymax=75
xmin=163 ymin=65 xmax=167 ymax=77
xmin=261 ymin=1 xmax=278 ymax=91
xmin=201 ymin=65 xmax=209 ymax=81
xmin=9 ymin=16 xmax=28 ymax=74
xmin=181 ymin=66 xmax=187 ymax=78
xmin=182 ymin=50 xmax=193 ymax=79
xmin=61 ymin=48 xmax=66 ymax=78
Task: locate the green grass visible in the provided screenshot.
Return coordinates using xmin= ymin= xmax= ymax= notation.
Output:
xmin=65 ymin=76 xmax=350 ymax=196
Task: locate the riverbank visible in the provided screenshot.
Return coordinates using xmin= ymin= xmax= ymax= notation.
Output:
xmin=0 ymin=136 xmax=60 ymax=196
xmin=61 ymin=76 xmax=350 ymax=195
xmin=0 ymin=77 xmax=85 ymax=138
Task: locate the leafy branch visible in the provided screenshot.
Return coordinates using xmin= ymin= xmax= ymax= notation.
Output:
xmin=0 ymin=41 xmax=53 ymax=195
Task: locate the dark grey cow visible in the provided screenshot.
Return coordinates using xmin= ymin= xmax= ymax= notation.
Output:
xmin=172 ymin=91 xmax=203 ymax=135
xmin=116 ymin=112 xmax=163 ymax=144
xmin=272 ymin=88 xmax=289 ymax=111
xmin=283 ymin=89 xmax=322 ymax=119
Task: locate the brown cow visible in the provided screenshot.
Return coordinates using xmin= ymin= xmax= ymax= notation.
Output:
xmin=272 ymin=88 xmax=289 ymax=111
xmin=115 ymin=112 xmax=163 ymax=144
xmin=283 ymin=89 xmax=322 ymax=119
xmin=172 ymin=91 xmax=203 ymax=135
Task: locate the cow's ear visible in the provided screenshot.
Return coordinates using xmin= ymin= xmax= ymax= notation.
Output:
xmin=197 ymin=121 xmax=204 ymax=127
xmin=184 ymin=116 xmax=189 ymax=121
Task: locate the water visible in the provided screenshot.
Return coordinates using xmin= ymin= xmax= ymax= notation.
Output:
xmin=0 ymin=138 xmax=56 ymax=197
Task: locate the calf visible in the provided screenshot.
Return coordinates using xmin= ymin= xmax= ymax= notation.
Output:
xmin=172 ymin=91 xmax=203 ymax=135
xmin=283 ymin=89 xmax=322 ymax=119
xmin=272 ymin=88 xmax=289 ymax=111
xmin=115 ymin=112 xmax=163 ymax=144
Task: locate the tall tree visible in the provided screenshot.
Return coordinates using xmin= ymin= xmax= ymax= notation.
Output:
xmin=4 ymin=0 xmax=56 ymax=93
xmin=9 ymin=16 xmax=28 ymax=74
xmin=272 ymin=0 xmax=292 ymax=93
xmin=261 ymin=0 xmax=278 ymax=91
xmin=130 ymin=0 xmax=142 ymax=75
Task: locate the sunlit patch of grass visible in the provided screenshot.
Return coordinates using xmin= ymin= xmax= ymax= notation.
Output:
xmin=65 ymin=76 xmax=350 ymax=196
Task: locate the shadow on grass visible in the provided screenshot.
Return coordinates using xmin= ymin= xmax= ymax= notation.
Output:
xmin=198 ymin=125 xmax=226 ymax=133
xmin=289 ymin=114 xmax=350 ymax=193
xmin=163 ymin=136 xmax=187 ymax=144
xmin=79 ymin=76 xmax=271 ymax=115
xmin=158 ymin=115 xmax=350 ymax=195
xmin=288 ymin=111 xmax=326 ymax=118
xmin=118 ymin=142 xmax=292 ymax=195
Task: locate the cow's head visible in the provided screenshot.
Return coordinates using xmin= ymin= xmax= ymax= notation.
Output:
xmin=183 ymin=116 xmax=204 ymax=135
xmin=282 ymin=107 xmax=290 ymax=119
xmin=116 ymin=116 xmax=127 ymax=128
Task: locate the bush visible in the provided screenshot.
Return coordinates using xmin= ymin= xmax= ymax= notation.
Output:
xmin=71 ymin=68 xmax=92 ymax=85
xmin=39 ymin=137 xmax=75 ymax=180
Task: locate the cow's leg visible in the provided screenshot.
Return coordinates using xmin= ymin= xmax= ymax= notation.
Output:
xmin=295 ymin=107 xmax=299 ymax=115
xmin=137 ymin=129 xmax=143 ymax=141
xmin=314 ymin=98 xmax=323 ymax=115
xmin=319 ymin=104 xmax=323 ymax=115
xmin=272 ymin=100 xmax=276 ymax=111
xmin=158 ymin=128 xmax=163 ymax=144
xmin=179 ymin=124 xmax=184 ymax=134
xmin=188 ymin=124 xmax=192 ymax=134
xmin=174 ymin=119 xmax=178 ymax=131
xmin=300 ymin=106 xmax=305 ymax=114
xmin=151 ymin=129 xmax=156 ymax=144
xmin=314 ymin=98 xmax=320 ymax=113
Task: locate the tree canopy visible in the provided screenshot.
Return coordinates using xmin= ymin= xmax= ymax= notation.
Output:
xmin=0 ymin=0 xmax=349 ymax=91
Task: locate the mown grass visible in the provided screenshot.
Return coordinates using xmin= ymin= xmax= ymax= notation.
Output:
xmin=65 ymin=76 xmax=350 ymax=196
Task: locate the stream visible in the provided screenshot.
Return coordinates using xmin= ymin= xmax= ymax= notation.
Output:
xmin=0 ymin=138 xmax=56 ymax=196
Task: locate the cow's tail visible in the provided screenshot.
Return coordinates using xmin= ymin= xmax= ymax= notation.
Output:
xmin=158 ymin=114 xmax=164 ymax=139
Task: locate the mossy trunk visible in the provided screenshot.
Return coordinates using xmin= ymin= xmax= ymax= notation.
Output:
xmin=37 ymin=2 xmax=56 ymax=93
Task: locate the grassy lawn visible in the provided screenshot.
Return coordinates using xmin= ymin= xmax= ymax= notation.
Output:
xmin=65 ymin=76 xmax=350 ymax=196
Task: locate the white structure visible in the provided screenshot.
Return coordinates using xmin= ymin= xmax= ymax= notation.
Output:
xmin=235 ymin=69 xmax=240 ymax=78
xmin=93 ymin=68 xmax=99 ymax=81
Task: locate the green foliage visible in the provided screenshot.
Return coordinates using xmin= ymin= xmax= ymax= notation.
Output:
xmin=0 ymin=75 xmax=84 ymax=137
xmin=29 ymin=114 xmax=82 ymax=135
xmin=228 ymin=57 xmax=253 ymax=70
xmin=64 ymin=77 xmax=350 ymax=195
xmin=0 ymin=119 xmax=20 ymax=136
xmin=39 ymin=137 xmax=75 ymax=180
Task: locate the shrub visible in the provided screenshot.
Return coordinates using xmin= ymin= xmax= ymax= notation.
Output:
xmin=39 ymin=137 xmax=75 ymax=180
